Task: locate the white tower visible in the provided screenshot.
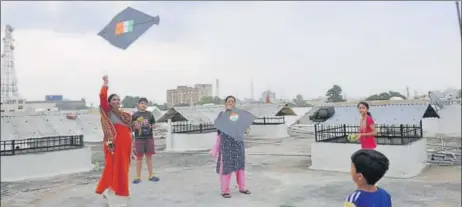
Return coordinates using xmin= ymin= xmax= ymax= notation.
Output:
xmin=215 ymin=79 xmax=220 ymax=98
xmin=1 ymin=25 xmax=19 ymax=98
xmin=250 ymin=80 xmax=254 ymax=100
xmin=406 ymin=86 xmax=410 ymax=99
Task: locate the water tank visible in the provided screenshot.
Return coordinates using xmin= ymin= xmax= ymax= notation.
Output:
xmin=389 ymin=96 xmax=404 ymax=100
xmin=309 ymin=106 xmax=335 ymax=122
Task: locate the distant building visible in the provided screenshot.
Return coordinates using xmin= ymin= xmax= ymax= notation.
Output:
xmin=166 ymin=84 xmax=212 ymax=106
xmin=1 ymin=97 xmax=26 ymax=112
xmin=45 ymin=95 xmax=64 ymax=101
xmin=390 ymin=96 xmax=405 ymax=101
xmin=26 ymin=100 xmax=87 ymax=111
xmin=260 ymin=90 xmax=276 ymax=103
xmin=422 ymin=88 xmax=460 ymax=101
xmin=305 ymin=97 xmax=326 ymax=106
xmin=194 ymin=84 xmax=213 ymax=99
xmin=441 ymin=88 xmax=459 ymax=100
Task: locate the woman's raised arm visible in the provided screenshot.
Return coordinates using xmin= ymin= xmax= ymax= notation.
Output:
xmin=100 ymin=76 xmax=110 ymax=113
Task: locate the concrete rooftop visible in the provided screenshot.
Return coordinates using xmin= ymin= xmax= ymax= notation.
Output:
xmin=1 ymin=138 xmax=461 ymax=207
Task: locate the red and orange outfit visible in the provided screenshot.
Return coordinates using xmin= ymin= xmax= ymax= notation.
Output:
xmin=95 ymin=86 xmax=133 ymax=197
xmin=359 ymin=115 xmax=377 ymax=149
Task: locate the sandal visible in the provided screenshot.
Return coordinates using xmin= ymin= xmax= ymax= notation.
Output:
xmin=149 ymin=175 xmax=160 ymax=182
xmin=239 ymin=190 xmax=251 ymax=194
xmin=221 ymin=193 xmax=231 ymax=198
xmin=132 ymin=177 xmax=141 ymax=184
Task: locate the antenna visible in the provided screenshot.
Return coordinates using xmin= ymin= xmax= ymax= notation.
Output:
xmin=250 ymin=80 xmax=254 ymax=100
xmin=406 ymin=86 xmax=410 ymax=99
xmin=215 ymin=79 xmax=220 ymax=98
xmin=1 ymin=25 xmax=20 ymax=99
xmin=456 ymin=1 xmax=462 ymax=40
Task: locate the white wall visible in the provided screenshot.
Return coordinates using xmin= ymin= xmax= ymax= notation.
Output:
xmin=422 ymin=105 xmax=461 ymax=137
xmin=1 ymin=147 xmax=93 ymax=182
xmin=285 ymin=107 xmax=312 ymax=126
xmin=249 ymin=124 xmax=289 ymax=138
xmin=1 ymin=112 xmax=103 ymax=142
xmin=164 ymin=117 xmax=290 ymax=152
xmin=166 ymin=132 xmax=216 ymax=152
xmin=310 ymin=138 xmax=428 ymax=178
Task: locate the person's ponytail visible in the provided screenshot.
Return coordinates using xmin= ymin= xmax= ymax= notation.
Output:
xmin=366 ymin=112 xmax=372 ymax=118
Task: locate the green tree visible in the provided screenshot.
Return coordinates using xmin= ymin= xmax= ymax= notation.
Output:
xmin=121 ymin=96 xmax=141 ymax=108
xmin=212 ymin=96 xmax=224 ymax=104
xmin=174 ymin=103 xmax=190 ymax=107
xmin=365 ymin=91 xmax=407 ymax=101
xmin=198 ymin=96 xmax=213 ymax=104
xmin=153 ymin=103 xmax=169 ymax=110
xmin=325 ymin=85 xmax=346 ymax=102
xmin=198 ymin=96 xmax=223 ymax=105
xmin=121 ymin=96 xmax=159 ymax=108
xmin=292 ymin=94 xmax=308 ymax=107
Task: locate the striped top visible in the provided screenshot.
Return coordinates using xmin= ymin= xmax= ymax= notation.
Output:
xmin=344 ymin=187 xmax=391 ymax=207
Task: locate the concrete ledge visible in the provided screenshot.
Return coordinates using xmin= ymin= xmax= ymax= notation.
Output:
xmin=310 ymin=138 xmax=428 ymax=178
xmin=166 ymin=132 xmax=216 ymax=152
xmin=422 ymin=105 xmax=461 ymax=138
xmin=1 ymin=147 xmax=93 ymax=182
xmin=250 ymin=124 xmax=289 ymax=138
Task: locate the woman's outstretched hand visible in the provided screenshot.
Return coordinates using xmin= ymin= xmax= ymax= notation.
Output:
xmin=103 ymin=75 xmax=109 ymax=86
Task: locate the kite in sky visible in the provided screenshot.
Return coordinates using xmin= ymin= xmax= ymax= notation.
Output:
xmin=98 ymin=7 xmax=160 ymax=50
xmin=214 ymin=109 xmax=256 ymax=141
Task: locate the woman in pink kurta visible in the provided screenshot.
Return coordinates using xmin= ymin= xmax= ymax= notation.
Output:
xmin=210 ymin=96 xmax=251 ymax=198
xmin=357 ymin=101 xmax=377 ymax=149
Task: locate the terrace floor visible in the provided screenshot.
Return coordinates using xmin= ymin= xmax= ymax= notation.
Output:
xmin=1 ymin=137 xmax=461 ymax=207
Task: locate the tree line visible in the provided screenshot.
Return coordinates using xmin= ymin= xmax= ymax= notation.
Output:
xmin=120 ymin=85 xmax=459 ymax=108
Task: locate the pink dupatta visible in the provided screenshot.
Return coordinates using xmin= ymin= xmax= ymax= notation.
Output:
xmin=209 ymin=135 xmax=220 ymax=157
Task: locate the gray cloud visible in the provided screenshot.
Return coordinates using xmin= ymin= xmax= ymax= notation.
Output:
xmin=1 ymin=1 xmax=460 ymax=104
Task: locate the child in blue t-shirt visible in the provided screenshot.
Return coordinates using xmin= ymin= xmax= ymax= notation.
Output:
xmin=344 ymin=149 xmax=392 ymax=207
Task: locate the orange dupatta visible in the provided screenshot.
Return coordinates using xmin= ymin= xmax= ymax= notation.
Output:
xmin=99 ymin=106 xmax=132 ymax=153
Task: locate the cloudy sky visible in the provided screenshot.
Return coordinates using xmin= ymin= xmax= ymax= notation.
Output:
xmin=1 ymin=1 xmax=461 ymax=105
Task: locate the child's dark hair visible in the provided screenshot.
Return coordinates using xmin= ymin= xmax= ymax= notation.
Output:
xmin=225 ymin=95 xmax=236 ymax=102
xmin=357 ymin=101 xmax=372 ymax=117
xmin=108 ymin=94 xmax=118 ymax=103
xmin=351 ymin=149 xmax=389 ymax=185
xmin=138 ymin=97 xmax=149 ymax=104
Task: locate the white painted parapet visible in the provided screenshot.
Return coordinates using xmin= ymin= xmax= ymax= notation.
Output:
xmin=169 ymin=132 xmax=216 ymax=152
xmin=166 ymin=119 xmax=173 ymax=151
xmin=422 ymin=105 xmax=461 ymax=138
xmin=249 ymin=124 xmax=289 ymax=138
xmin=1 ymin=147 xmax=93 ymax=182
xmin=310 ymin=138 xmax=428 ymax=178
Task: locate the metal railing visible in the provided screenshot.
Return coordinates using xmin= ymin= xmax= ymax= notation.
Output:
xmin=252 ymin=116 xmax=285 ymax=125
xmin=172 ymin=121 xmax=216 ymax=133
xmin=314 ymin=122 xmax=423 ymax=145
xmin=0 ymin=135 xmax=84 ymax=156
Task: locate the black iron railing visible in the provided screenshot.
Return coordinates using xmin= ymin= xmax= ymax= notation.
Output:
xmin=252 ymin=116 xmax=285 ymax=125
xmin=0 ymin=135 xmax=85 ymax=156
xmin=171 ymin=116 xmax=285 ymax=133
xmin=172 ymin=121 xmax=216 ymax=133
xmin=314 ymin=122 xmax=423 ymax=145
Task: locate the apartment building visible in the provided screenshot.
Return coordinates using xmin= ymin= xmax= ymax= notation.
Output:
xmin=166 ymin=84 xmax=213 ymax=106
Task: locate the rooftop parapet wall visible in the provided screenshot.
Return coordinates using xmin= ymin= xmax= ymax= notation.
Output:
xmin=1 ymin=111 xmax=103 ymax=142
xmin=157 ymin=103 xmax=296 ymax=124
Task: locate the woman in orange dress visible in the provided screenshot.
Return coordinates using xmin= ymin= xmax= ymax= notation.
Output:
xmin=95 ymin=75 xmax=133 ymax=197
